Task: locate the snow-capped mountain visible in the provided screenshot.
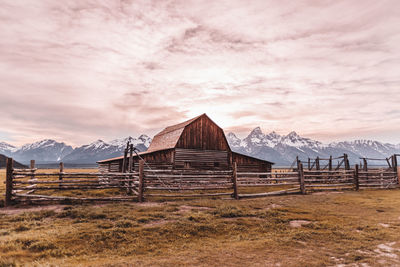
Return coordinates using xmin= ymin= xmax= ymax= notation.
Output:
xmin=55 ymin=135 xmax=152 ymax=164
xmin=226 ymin=128 xmax=400 ymax=166
xmin=0 ymin=142 xmax=16 ymax=155
xmin=333 ymin=140 xmax=397 ymax=158
xmin=226 ymin=133 xmax=241 ymax=148
xmin=62 ymin=140 xmax=121 ymax=164
xmin=109 ymin=135 xmax=151 ymax=152
xmin=0 ymin=135 xmax=152 ymax=164
xmin=11 ymin=139 xmax=73 ymax=163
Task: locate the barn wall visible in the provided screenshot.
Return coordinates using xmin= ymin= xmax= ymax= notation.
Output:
xmin=98 ymin=161 xmax=121 ymax=173
xmin=98 ymin=163 xmax=109 ymax=173
xmin=176 ymin=116 xmax=230 ymax=151
xmin=98 ymin=150 xmax=175 ymax=172
xmin=135 ymin=149 xmax=174 ymax=170
xmin=174 ymin=148 xmax=229 ymax=170
xmin=232 ymin=153 xmax=272 ymax=172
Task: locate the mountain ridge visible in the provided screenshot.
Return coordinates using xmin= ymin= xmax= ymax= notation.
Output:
xmin=0 ymin=130 xmax=399 ymax=166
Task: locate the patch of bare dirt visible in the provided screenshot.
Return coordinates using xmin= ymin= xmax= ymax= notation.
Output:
xmin=312 ymin=191 xmax=344 ymax=195
xmin=265 ymin=203 xmax=282 ymax=210
xmin=136 ymin=202 xmax=165 ymax=207
xmin=289 ymin=220 xmax=311 ymax=228
xmin=177 ymin=205 xmax=212 ymax=213
xmin=143 ymin=219 xmax=177 ymax=228
xmin=374 ymin=242 xmax=399 ymax=259
xmin=0 ymin=205 xmax=65 ymax=215
xmin=378 ymin=223 xmax=390 ymax=228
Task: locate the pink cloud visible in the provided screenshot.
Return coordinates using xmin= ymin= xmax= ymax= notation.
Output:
xmin=0 ymin=0 xmax=400 ymax=146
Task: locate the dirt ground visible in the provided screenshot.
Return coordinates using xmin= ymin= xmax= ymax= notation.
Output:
xmin=1 ymin=189 xmax=400 ymax=266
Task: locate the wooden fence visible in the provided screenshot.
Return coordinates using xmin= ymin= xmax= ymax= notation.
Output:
xmin=5 ymin=158 xmax=140 ymax=206
xmin=3 ymin=158 xmax=400 ymax=206
xmin=358 ymin=168 xmax=399 ymax=189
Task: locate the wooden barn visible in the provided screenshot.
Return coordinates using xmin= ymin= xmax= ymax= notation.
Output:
xmin=97 ymin=114 xmax=273 ymax=172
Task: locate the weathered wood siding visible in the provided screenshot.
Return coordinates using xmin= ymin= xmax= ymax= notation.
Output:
xmin=138 ymin=149 xmax=174 ymax=164
xmin=98 ymin=161 xmax=122 ymax=173
xmin=98 ymin=163 xmax=109 ymax=173
xmin=176 ymin=116 xmax=230 ymax=151
xmin=133 ymin=150 xmax=174 ymax=171
xmin=232 ymin=152 xmax=271 ymax=172
xmin=174 ymin=148 xmax=229 ymax=170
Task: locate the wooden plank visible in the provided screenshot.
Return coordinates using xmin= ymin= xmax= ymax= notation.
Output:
xmin=59 ymin=162 xmax=64 ymax=189
xmin=138 ymin=160 xmax=144 ymax=202
xmin=13 ymin=185 xmax=138 ymax=190
xmin=5 ymin=158 xmax=14 ymax=206
xmin=232 ymin=162 xmax=238 ymax=199
xmin=238 ymin=182 xmax=300 ymax=187
xmin=13 ymin=193 xmax=137 ymax=201
xmin=238 ymin=188 xmax=300 ymax=198
xmin=146 ymin=192 xmax=232 ymax=198
xmin=305 ymin=183 xmax=354 ymax=187
xmin=398 ymin=166 xmax=400 ymax=184
xmin=298 ymin=162 xmax=306 ymax=194
xmin=13 ymin=180 xmax=139 ymax=185
xmin=28 ymin=160 xmax=36 ymax=195
xmin=144 ymin=186 xmax=232 ymax=191
xmin=238 ymin=177 xmax=299 ymax=182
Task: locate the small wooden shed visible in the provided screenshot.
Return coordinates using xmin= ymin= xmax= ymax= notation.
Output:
xmin=97 ymin=114 xmax=273 ymax=172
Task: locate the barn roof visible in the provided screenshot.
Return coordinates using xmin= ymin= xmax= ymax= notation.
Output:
xmin=96 ymin=149 xmax=172 ymax=163
xmin=231 ymin=151 xmax=274 ymax=164
xmin=146 ymin=114 xmax=203 ymax=153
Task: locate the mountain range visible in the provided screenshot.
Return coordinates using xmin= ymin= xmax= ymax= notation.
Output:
xmin=0 ymin=135 xmax=151 ymax=165
xmin=226 ymin=128 xmax=400 ymax=166
xmin=0 ymin=129 xmax=399 ymax=166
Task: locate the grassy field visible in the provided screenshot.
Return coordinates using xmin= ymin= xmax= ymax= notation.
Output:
xmin=2 ymin=169 xmax=400 ymax=266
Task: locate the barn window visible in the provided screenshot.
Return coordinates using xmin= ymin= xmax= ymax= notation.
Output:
xmin=214 ymin=162 xmax=220 ymax=167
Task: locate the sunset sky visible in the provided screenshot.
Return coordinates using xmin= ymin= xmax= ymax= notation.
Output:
xmin=1 ymin=0 xmax=399 ymax=146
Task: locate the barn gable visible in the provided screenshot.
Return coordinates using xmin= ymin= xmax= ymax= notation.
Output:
xmin=146 ymin=115 xmax=202 ymax=153
xmin=147 ymin=114 xmax=230 ymax=153
xmin=176 ymin=114 xmax=230 ymax=151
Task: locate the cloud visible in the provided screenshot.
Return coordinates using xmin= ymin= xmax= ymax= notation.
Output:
xmin=0 ymin=0 xmax=399 ymax=146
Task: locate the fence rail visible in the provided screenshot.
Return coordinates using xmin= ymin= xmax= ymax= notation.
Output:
xmin=3 ymin=157 xmax=400 ymax=206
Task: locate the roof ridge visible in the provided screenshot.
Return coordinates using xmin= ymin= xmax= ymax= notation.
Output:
xmin=154 ymin=114 xmax=204 ymax=136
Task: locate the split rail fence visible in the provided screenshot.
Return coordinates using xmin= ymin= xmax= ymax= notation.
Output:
xmin=3 ymin=158 xmax=400 ymax=206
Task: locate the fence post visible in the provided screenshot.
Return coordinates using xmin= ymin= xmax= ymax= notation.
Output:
xmin=363 ymin=158 xmax=368 ymax=171
xmin=5 ymin=157 xmax=14 ymax=206
xmin=28 ymin=160 xmax=36 ymax=194
xmin=59 ymin=162 xmax=64 ymax=189
xmin=232 ymin=162 xmax=239 ymax=200
xmin=138 ymin=160 xmax=144 ymax=202
xmin=298 ymin=162 xmax=306 ymax=194
xmin=122 ymin=143 xmax=129 ymax=173
xmin=30 ymin=160 xmax=35 ymax=171
xmin=128 ymin=145 xmax=134 ymax=194
xmin=354 ymin=164 xmax=359 ymax=191
xmin=397 ymin=166 xmax=400 ymax=185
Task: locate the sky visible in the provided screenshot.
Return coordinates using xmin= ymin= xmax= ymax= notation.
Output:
xmin=0 ymin=0 xmax=400 ymax=146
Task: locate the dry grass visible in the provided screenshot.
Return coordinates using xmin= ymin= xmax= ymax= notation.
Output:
xmin=0 ymin=188 xmax=400 ymax=266
xmin=0 ymin=169 xmax=5 ymax=197
xmin=2 ymin=169 xmax=400 ymax=266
